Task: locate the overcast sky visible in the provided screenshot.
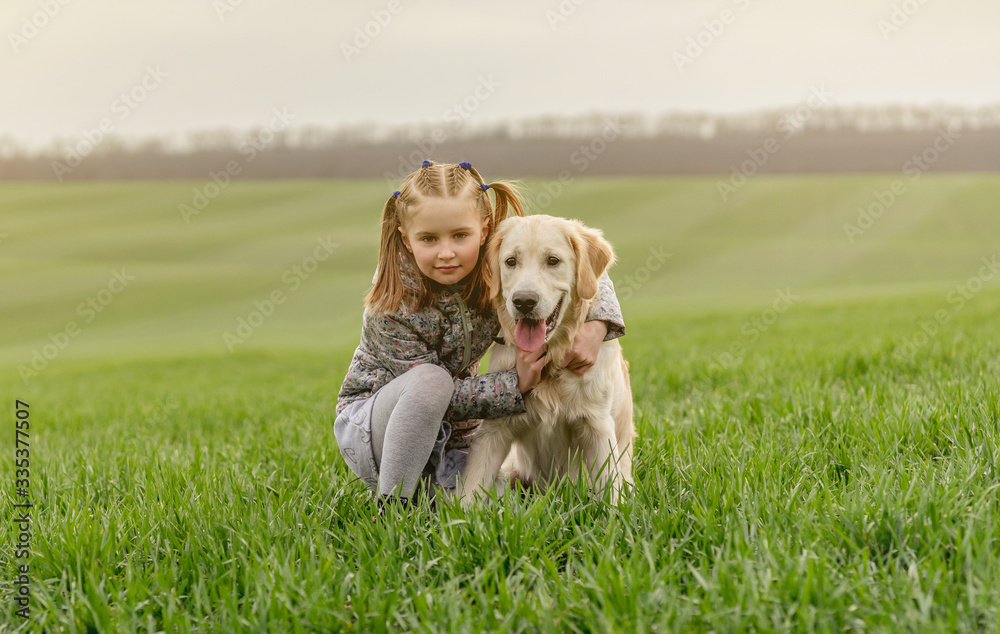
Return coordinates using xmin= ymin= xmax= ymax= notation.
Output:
xmin=2 ymin=0 xmax=998 ymax=149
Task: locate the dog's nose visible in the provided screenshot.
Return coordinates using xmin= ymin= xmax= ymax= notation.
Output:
xmin=512 ymin=292 xmax=538 ymax=315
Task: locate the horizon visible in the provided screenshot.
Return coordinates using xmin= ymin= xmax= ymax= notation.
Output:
xmin=4 ymin=100 xmax=998 ymax=158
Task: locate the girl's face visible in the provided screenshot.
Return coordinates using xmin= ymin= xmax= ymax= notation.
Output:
xmin=399 ymin=197 xmax=489 ymax=285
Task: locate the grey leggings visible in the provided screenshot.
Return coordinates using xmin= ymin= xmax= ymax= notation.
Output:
xmin=370 ymin=363 xmax=455 ymax=498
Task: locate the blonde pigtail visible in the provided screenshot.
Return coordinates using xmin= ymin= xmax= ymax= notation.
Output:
xmin=365 ymin=193 xmax=423 ymax=314
xmin=486 ymin=181 xmax=526 ymax=229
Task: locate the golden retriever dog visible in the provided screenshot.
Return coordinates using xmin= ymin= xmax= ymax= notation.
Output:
xmin=458 ymin=214 xmax=635 ymax=505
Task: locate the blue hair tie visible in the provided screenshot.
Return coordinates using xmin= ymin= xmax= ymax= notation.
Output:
xmin=421 ymin=160 xmax=431 ymax=168
xmin=392 ymin=191 xmax=400 ymax=198
xmin=480 ymin=183 xmax=489 ymax=191
xmin=459 ymin=162 xmax=472 ymax=170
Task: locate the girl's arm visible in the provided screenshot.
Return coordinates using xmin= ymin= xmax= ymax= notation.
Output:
xmin=558 ymin=272 xmax=625 ymax=375
xmin=367 ymin=311 xmax=527 ymax=422
xmin=585 ymin=271 xmax=626 ymax=341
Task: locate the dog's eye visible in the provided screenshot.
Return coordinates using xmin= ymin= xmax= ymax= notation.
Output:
xmin=505 ymin=257 xmax=516 ymax=267
xmin=547 ymin=256 xmax=560 ymax=266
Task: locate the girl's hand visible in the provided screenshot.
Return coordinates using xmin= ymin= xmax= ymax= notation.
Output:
xmin=516 ymin=345 xmax=548 ymax=394
xmin=560 ymin=320 xmax=608 ymax=375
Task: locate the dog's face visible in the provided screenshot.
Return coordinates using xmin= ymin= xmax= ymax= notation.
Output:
xmin=486 ymin=215 xmax=614 ymax=352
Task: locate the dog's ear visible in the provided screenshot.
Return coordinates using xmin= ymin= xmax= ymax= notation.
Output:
xmin=571 ymin=222 xmax=616 ymax=300
xmin=483 ymin=220 xmax=508 ymax=308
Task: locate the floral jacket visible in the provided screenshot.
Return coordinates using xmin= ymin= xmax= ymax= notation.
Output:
xmin=336 ymin=255 xmax=626 ymax=443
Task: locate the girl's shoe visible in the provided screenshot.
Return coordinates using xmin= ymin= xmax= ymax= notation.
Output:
xmin=373 ymin=495 xmax=408 ymax=522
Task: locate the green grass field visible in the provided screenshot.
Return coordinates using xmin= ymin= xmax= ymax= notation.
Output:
xmin=1 ymin=175 xmax=999 ymax=632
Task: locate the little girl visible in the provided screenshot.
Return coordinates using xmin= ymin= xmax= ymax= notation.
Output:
xmin=335 ymin=160 xmax=626 ymax=510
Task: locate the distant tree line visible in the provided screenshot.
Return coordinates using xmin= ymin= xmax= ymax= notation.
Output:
xmin=2 ymin=104 xmax=999 ymax=181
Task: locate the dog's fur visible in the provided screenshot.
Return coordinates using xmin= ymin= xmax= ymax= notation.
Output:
xmin=458 ymin=215 xmax=635 ymax=505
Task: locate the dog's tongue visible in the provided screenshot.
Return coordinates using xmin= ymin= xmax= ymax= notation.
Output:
xmin=514 ymin=319 xmax=545 ymax=352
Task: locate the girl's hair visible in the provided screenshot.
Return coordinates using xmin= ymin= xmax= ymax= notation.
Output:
xmin=365 ymin=160 xmax=525 ymax=315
